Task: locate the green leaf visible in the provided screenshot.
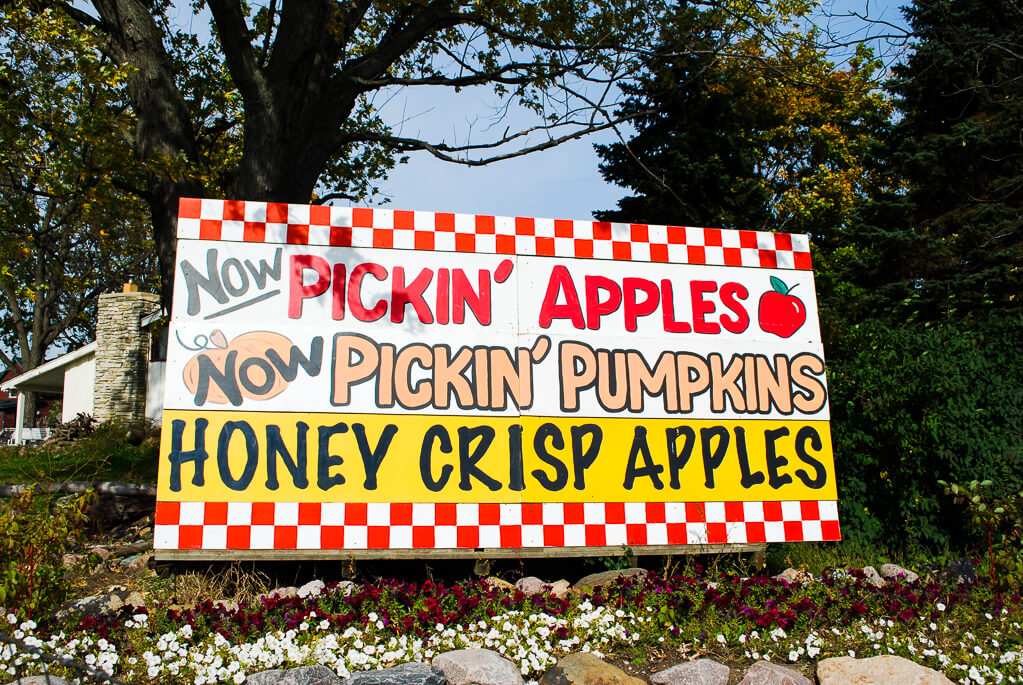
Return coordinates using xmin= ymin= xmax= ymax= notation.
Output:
xmin=770 ymin=276 xmax=790 ymax=294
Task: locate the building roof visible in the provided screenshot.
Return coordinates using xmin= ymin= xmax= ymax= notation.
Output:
xmin=0 ymin=342 xmax=97 ymax=394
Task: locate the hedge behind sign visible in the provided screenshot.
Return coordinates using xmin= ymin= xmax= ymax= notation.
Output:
xmin=154 ymin=198 xmax=839 ymax=556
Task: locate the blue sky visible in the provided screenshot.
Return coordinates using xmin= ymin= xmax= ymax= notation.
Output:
xmin=161 ymin=0 xmax=909 ymax=222
xmin=366 ymin=0 xmax=910 ymax=223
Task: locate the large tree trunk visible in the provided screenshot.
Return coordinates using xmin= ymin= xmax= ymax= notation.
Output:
xmin=93 ymin=0 xmax=205 ymax=312
xmin=150 ymin=178 xmax=204 ymax=311
xmin=208 ymin=0 xmax=358 ymax=203
xmin=89 ymin=0 xmax=457 ymax=303
xmin=19 ymin=391 xmax=37 ymax=433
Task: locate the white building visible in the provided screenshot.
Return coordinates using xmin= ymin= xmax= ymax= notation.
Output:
xmin=0 ymin=286 xmax=165 ymax=443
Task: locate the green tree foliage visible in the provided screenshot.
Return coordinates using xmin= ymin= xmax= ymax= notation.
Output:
xmin=594 ymin=22 xmax=890 ymax=240
xmin=829 ymin=318 xmax=1023 ymax=548
xmin=843 ymin=0 xmax=1023 ymax=324
xmin=45 ymin=0 xmax=808 ymax=300
xmin=822 ymin=0 xmax=1023 ymax=550
xmin=595 ymin=0 xmax=1023 ymax=552
xmin=0 ymin=7 xmax=157 ymax=420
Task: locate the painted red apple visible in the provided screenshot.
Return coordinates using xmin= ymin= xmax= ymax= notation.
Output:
xmin=758 ymin=276 xmax=806 ymax=338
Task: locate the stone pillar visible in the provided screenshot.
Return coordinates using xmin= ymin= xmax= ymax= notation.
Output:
xmin=93 ymin=288 xmax=161 ymax=422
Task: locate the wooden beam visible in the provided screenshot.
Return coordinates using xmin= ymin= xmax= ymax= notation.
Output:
xmin=157 ymin=543 xmax=766 ymax=562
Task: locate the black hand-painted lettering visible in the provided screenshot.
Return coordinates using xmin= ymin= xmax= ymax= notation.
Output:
xmin=420 ymin=425 xmax=454 ymax=492
xmin=265 ymin=337 xmax=324 ymax=380
xmin=795 ymin=426 xmax=827 ymax=488
xmin=571 ymin=424 xmax=602 ymax=489
xmin=167 ymin=418 xmax=209 ymax=491
xmin=265 ymin=422 xmax=309 ymax=490
xmin=354 ymin=423 xmax=397 ymax=490
xmin=700 ymin=426 xmax=730 ymax=488
xmin=532 ymin=423 xmax=568 ymax=491
xmin=508 ymin=424 xmax=525 ymax=492
xmin=194 ymin=351 xmax=242 ymax=406
xmin=666 ymin=426 xmax=696 ymax=489
xmin=217 ymin=421 xmax=259 ymax=491
xmin=181 ymin=249 xmax=229 ymax=315
xmin=765 ymin=427 xmax=793 ymax=489
xmin=623 ymin=426 xmax=664 ymax=489
xmin=317 ymin=423 xmax=349 ymax=489
xmin=458 ymin=426 xmax=500 ymax=491
xmin=735 ymin=426 xmax=766 ymax=488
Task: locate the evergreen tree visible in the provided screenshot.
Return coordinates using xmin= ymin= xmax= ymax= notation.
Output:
xmin=825 ymin=0 xmax=1023 ymax=548
xmin=595 ymin=26 xmax=889 ymax=240
xmin=845 ymin=0 xmax=1023 ymax=322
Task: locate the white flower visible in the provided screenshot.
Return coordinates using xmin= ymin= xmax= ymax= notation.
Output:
xmin=936 ymin=602 xmax=946 ymax=612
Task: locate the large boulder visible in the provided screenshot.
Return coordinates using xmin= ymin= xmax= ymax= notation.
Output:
xmin=817 ymin=655 xmax=954 ymax=684
xmin=651 ymin=659 xmax=730 ymax=685
xmin=860 ymin=566 xmax=884 ymax=588
xmin=434 ymin=648 xmax=523 ymax=685
xmin=736 ymin=661 xmax=811 ymax=685
xmin=515 ymin=576 xmax=548 ymax=595
xmin=52 ymin=590 xmax=144 ymax=622
xmin=246 ymin=665 xmax=343 ymax=685
xmin=349 ymin=663 xmax=447 ymax=685
xmin=539 ymin=652 xmax=644 ymax=685
xmin=879 ymin=564 xmax=920 ymax=584
xmin=771 ymin=569 xmax=814 ymax=585
xmin=298 ymin=579 xmax=325 ymax=598
xmin=573 ymin=568 xmax=647 ymax=592
xmin=336 ymin=580 xmax=360 ymax=596
xmin=513 ymin=577 xmax=571 ymax=598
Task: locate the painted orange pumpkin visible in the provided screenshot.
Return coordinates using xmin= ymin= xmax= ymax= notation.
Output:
xmin=182 ymin=330 xmax=294 ymax=404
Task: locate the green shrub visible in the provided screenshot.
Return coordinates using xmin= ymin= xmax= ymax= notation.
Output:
xmin=0 ymin=490 xmax=95 ymax=619
xmin=827 ymin=316 xmax=1023 ymax=550
xmin=942 ymin=479 xmax=1023 ymax=591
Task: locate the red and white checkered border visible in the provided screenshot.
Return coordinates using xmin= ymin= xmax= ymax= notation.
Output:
xmin=177 ymin=198 xmax=812 ymax=270
xmin=154 ymin=500 xmax=839 ymax=551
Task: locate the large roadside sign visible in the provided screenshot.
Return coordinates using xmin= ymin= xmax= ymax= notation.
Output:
xmin=154 ymin=198 xmax=839 ymax=558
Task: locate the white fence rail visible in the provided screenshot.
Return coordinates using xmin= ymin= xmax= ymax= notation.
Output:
xmin=0 ymin=427 xmax=51 ymax=445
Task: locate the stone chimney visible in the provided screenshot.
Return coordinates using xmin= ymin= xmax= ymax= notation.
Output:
xmin=93 ymin=286 xmax=161 ymax=422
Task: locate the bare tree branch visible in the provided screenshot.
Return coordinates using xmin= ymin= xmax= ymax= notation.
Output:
xmin=362 ymin=108 xmax=652 ymax=166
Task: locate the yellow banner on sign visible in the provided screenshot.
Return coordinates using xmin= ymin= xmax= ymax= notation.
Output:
xmin=158 ymin=411 xmax=836 ymax=503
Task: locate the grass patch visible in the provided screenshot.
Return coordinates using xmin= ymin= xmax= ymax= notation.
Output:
xmin=0 ymin=419 xmax=159 ymax=484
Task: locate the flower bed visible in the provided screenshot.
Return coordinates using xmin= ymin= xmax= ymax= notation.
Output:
xmin=3 ymin=569 xmax=1021 ymax=685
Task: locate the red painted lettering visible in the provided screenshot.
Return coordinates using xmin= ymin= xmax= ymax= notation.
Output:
xmin=660 ymin=280 xmax=691 ymax=333
xmin=584 ymin=275 xmax=621 ymax=330
xmin=719 ymin=282 xmax=750 ymax=333
xmin=539 ymin=265 xmax=584 ymax=329
xmin=391 ymin=266 xmax=435 ymax=324
xmin=690 ymin=280 xmax=720 ymax=334
xmin=622 ymin=277 xmax=660 ymax=332
xmin=288 ymin=255 xmax=330 ymax=319
xmin=452 ymin=268 xmax=490 ymax=325
xmin=348 ymin=263 xmax=388 ymax=322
